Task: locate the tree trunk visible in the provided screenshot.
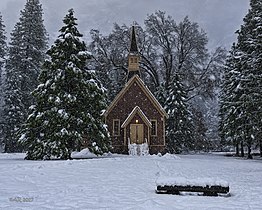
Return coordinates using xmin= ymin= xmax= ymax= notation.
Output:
xmin=247 ymin=144 xmax=253 ymax=159
xmin=259 ymin=139 xmax=262 ymax=157
xmin=235 ymin=143 xmax=239 ymax=156
xmin=240 ymin=141 xmax=244 ymax=157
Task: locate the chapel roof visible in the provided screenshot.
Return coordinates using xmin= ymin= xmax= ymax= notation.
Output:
xmin=104 ymin=75 xmax=168 ymax=118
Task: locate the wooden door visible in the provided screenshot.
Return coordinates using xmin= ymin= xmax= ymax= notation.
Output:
xmin=130 ymin=124 xmax=144 ymax=144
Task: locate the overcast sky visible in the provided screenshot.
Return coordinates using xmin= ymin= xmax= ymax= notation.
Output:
xmin=0 ymin=0 xmax=250 ymax=50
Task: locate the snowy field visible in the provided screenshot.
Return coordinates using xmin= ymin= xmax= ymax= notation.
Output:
xmin=0 ymin=153 xmax=261 ymax=210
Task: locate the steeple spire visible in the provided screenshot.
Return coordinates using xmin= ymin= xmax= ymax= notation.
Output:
xmin=127 ymin=25 xmax=140 ymax=80
xmin=130 ymin=25 xmax=138 ymax=53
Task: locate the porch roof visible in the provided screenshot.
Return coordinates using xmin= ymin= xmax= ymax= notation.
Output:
xmin=121 ymin=106 xmax=152 ymax=128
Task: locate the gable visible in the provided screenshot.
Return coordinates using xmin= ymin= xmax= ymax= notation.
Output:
xmin=121 ymin=106 xmax=152 ymax=128
xmin=104 ymin=75 xmax=168 ymax=118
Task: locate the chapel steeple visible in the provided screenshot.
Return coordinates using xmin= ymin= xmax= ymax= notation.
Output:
xmin=127 ymin=25 xmax=140 ymax=80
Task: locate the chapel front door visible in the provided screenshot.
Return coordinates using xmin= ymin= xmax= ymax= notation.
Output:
xmin=130 ymin=124 xmax=144 ymax=144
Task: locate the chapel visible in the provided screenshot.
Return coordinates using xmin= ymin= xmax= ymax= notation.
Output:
xmin=104 ymin=26 xmax=167 ymax=154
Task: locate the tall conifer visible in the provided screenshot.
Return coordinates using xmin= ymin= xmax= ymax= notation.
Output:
xmin=20 ymin=9 xmax=110 ymax=160
xmin=2 ymin=0 xmax=48 ymax=152
xmin=165 ymin=74 xmax=194 ymax=153
xmin=0 ymin=13 xmax=6 ymax=89
xmin=0 ymin=13 xmax=7 ymax=150
xmin=219 ymin=0 xmax=262 ymax=158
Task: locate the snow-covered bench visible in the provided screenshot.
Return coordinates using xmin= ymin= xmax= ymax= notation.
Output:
xmin=155 ymin=177 xmax=230 ymax=196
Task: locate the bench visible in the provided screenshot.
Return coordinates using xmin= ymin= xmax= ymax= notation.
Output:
xmin=155 ymin=177 xmax=230 ymax=196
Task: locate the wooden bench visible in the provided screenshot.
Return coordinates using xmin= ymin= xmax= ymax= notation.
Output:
xmin=155 ymin=177 xmax=230 ymax=196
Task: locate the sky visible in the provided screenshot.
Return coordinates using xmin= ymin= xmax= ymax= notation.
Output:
xmin=0 ymin=0 xmax=250 ymax=50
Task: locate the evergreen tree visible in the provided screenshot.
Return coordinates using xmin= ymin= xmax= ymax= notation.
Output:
xmin=219 ymin=0 xmax=262 ymax=158
xmin=234 ymin=0 xmax=261 ymax=159
xmin=191 ymin=106 xmax=209 ymax=151
xmin=238 ymin=0 xmax=262 ymax=158
xmin=0 ymin=13 xmax=7 ymax=150
xmin=0 ymin=13 xmax=6 ymax=90
xmin=219 ymin=44 xmax=243 ymax=155
xmin=2 ymin=0 xmax=48 ymax=152
xmin=154 ymin=84 xmax=167 ymax=108
xmin=165 ymin=74 xmax=194 ymax=153
xmin=20 ymin=9 xmax=110 ymax=160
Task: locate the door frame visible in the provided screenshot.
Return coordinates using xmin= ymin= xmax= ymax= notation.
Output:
xmin=130 ymin=124 xmax=144 ymax=144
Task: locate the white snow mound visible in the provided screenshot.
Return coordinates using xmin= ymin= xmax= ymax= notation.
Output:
xmin=71 ymin=148 xmax=97 ymax=159
xmin=156 ymin=176 xmax=229 ymax=187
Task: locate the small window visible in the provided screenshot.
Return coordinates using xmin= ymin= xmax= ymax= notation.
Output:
xmin=113 ymin=119 xmax=120 ymax=136
xmin=151 ymin=120 xmax=157 ymax=136
xmin=134 ymin=58 xmax=138 ymax=63
xmin=130 ymin=58 xmax=134 ymax=63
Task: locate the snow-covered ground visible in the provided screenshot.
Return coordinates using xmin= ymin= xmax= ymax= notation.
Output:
xmin=0 ymin=153 xmax=261 ymax=210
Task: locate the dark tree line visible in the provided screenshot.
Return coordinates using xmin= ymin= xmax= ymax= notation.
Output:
xmin=0 ymin=1 xmax=109 ymax=159
xmin=1 ymin=0 xmax=48 ymax=153
xmin=219 ymin=0 xmax=262 ymax=158
xmin=2 ymin=2 xmax=259 ymax=157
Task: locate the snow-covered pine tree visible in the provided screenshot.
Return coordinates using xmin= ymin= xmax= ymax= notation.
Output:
xmin=0 ymin=13 xmax=7 ymax=150
xmin=20 ymin=9 xmax=110 ymax=160
xmin=165 ymin=73 xmax=194 ymax=153
xmin=2 ymin=22 xmax=26 ymax=152
xmin=3 ymin=0 xmax=47 ymax=152
xmin=154 ymin=84 xmax=167 ymax=108
xmin=0 ymin=13 xmax=6 ymax=92
xmin=234 ymin=0 xmax=262 ymax=159
xmin=219 ymin=0 xmax=262 ymax=158
xmin=219 ymin=43 xmax=244 ymax=156
xmin=19 ymin=0 xmax=48 ymax=108
xmin=191 ymin=106 xmax=209 ymax=151
xmin=2 ymin=0 xmax=48 ymax=152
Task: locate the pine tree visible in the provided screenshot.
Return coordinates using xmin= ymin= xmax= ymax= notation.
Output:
xmin=235 ymin=0 xmax=262 ymax=159
xmin=219 ymin=44 xmax=244 ymax=156
xmin=219 ymin=0 xmax=262 ymax=158
xmin=0 ymin=13 xmax=7 ymax=150
xmin=165 ymin=74 xmax=194 ymax=153
xmin=20 ymin=9 xmax=110 ymax=160
xmin=191 ymin=106 xmax=209 ymax=151
xmin=0 ymin=13 xmax=6 ymax=90
xmin=154 ymin=84 xmax=167 ymax=107
xmin=2 ymin=22 xmax=25 ymax=152
xmin=2 ymin=0 xmax=48 ymax=152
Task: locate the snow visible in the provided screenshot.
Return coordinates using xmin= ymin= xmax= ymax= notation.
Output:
xmin=128 ymin=143 xmax=149 ymax=156
xmin=0 ymin=153 xmax=261 ymax=210
xmin=71 ymin=148 xmax=97 ymax=159
xmin=209 ymin=74 xmax=216 ymax=81
xmin=156 ymin=176 xmax=229 ymax=188
xmin=78 ymin=51 xmax=91 ymax=56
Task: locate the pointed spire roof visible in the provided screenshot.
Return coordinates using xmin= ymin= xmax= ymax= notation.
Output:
xmin=129 ymin=25 xmax=138 ymax=53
